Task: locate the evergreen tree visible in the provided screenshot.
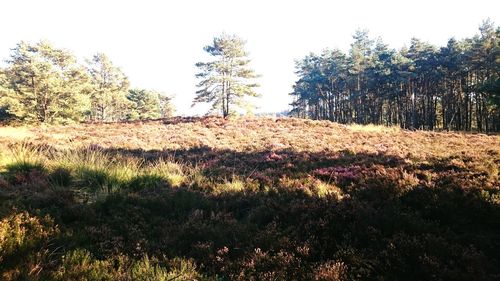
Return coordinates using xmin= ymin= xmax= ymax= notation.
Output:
xmin=0 ymin=67 xmax=14 ymax=121
xmin=290 ymin=21 xmax=500 ymax=132
xmin=86 ymin=53 xmax=130 ymax=121
xmin=127 ymin=89 xmax=162 ymax=120
xmin=2 ymin=41 xmax=90 ymax=123
xmin=349 ymin=29 xmax=374 ymax=123
xmin=158 ymin=94 xmax=175 ymax=118
xmin=193 ymin=33 xmax=260 ymax=117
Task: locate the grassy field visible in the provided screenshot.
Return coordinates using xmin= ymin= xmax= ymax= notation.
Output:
xmin=0 ymin=117 xmax=499 ymax=280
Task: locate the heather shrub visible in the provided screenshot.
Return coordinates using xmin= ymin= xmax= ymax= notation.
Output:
xmin=0 ymin=118 xmax=498 ymax=279
xmin=226 ymin=247 xmax=311 ymax=280
xmin=53 ymin=249 xmax=119 ymax=280
xmin=131 ymin=256 xmax=204 ymax=281
xmin=314 ymin=261 xmax=348 ymax=281
xmin=0 ymin=175 xmax=8 ymax=188
xmin=0 ymin=212 xmax=58 ymax=261
xmin=4 ymin=161 xmax=47 ymax=186
xmin=0 ymin=212 xmax=59 ymax=280
xmin=48 ymin=167 xmax=73 ymax=187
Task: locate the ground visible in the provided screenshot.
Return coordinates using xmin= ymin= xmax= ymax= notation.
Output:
xmin=0 ymin=117 xmax=499 ymax=280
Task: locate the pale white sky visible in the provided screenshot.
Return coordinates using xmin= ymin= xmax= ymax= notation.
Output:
xmin=1 ymin=0 xmax=499 ymax=115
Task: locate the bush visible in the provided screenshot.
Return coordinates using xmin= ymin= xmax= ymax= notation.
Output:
xmin=4 ymin=161 xmax=47 ymax=186
xmin=0 ymin=212 xmax=59 ymax=280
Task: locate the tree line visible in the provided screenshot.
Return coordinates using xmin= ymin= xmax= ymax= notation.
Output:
xmin=1 ymin=23 xmax=498 ymax=131
xmin=290 ymin=20 xmax=500 ymax=132
xmin=0 ymin=41 xmax=173 ymax=123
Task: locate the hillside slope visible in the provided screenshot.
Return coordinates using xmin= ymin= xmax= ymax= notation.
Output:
xmin=0 ymin=117 xmax=499 ymax=280
xmin=2 ymin=117 xmax=498 ymax=153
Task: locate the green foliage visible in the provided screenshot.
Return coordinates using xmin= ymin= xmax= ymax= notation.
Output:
xmin=0 ymin=145 xmax=190 ymax=193
xmin=194 ymin=33 xmax=260 ymax=117
xmin=0 ymin=68 xmax=15 ymax=121
xmin=0 ymin=45 xmax=175 ymax=124
xmin=127 ymin=89 xmax=162 ymax=120
xmin=1 ymin=41 xmax=90 ymax=123
xmin=158 ymin=93 xmax=175 ymax=118
xmin=148 ymin=160 xmax=186 ymax=188
xmin=3 ymin=143 xmax=47 ymax=185
xmin=479 ymin=76 xmax=500 ymax=107
xmin=86 ymin=53 xmax=131 ymax=121
xmin=127 ymin=174 xmax=165 ymax=191
xmin=291 ymin=21 xmax=500 ymax=131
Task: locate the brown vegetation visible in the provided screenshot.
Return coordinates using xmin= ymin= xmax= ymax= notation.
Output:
xmin=0 ymin=117 xmax=498 ymax=280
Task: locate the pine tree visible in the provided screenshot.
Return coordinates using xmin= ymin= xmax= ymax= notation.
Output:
xmin=193 ymin=33 xmax=260 ymax=117
xmin=2 ymin=41 xmax=90 ymax=123
xmin=290 ymin=21 xmax=499 ymax=132
xmin=0 ymin=67 xmax=14 ymax=121
xmin=86 ymin=53 xmax=130 ymax=121
xmin=127 ymin=89 xmax=162 ymax=120
xmin=158 ymin=94 xmax=175 ymax=118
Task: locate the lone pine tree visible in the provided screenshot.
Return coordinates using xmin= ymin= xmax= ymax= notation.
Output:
xmin=193 ymin=33 xmax=260 ymax=117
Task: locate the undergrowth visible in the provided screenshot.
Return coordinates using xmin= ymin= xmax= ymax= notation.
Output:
xmin=0 ymin=117 xmax=498 ymax=280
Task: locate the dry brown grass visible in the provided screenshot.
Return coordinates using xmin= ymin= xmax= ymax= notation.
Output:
xmin=2 ymin=116 xmax=498 ymax=162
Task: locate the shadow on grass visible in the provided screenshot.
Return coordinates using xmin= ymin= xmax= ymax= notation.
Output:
xmin=100 ymin=146 xmax=407 ymax=181
xmin=0 ymin=146 xmax=499 ymax=280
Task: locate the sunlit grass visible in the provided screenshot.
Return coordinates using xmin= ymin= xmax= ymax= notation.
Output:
xmin=0 ymin=127 xmax=34 ymax=140
xmin=148 ymin=160 xmax=186 ymax=188
xmin=55 ymin=250 xmax=205 ymax=281
xmin=0 ymin=143 xmax=198 ymax=193
xmin=315 ymin=181 xmax=343 ymax=199
xmin=215 ymin=178 xmax=247 ymax=194
xmin=348 ymin=123 xmax=401 ymax=133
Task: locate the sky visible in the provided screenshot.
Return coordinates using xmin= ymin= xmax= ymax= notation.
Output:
xmin=1 ymin=0 xmax=499 ymax=115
